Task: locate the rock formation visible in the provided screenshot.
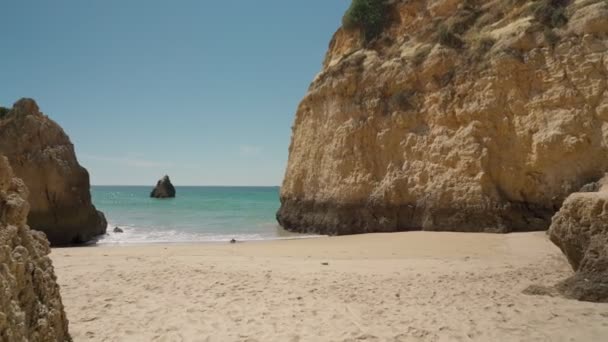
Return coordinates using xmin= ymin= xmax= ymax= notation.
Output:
xmin=0 ymin=98 xmax=107 ymax=245
xmin=278 ymin=0 xmax=608 ymax=235
xmin=548 ymin=175 xmax=608 ymax=302
xmin=150 ymin=175 xmax=176 ymax=198
xmin=0 ymin=156 xmax=71 ymax=341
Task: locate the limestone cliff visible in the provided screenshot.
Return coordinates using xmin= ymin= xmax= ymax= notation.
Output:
xmin=278 ymin=0 xmax=608 ymax=234
xmin=0 ymin=156 xmax=71 ymax=341
xmin=0 ymin=99 xmax=107 ymax=245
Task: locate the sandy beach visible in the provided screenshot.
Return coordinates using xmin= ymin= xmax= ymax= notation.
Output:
xmin=50 ymin=232 xmax=608 ymax=342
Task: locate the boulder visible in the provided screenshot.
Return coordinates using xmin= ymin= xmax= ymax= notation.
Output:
xmin=150 ymin=175 xmax=176 ymax=198
xmin=548 ymin=176 xmax=608 ymax=302
xmin=0 ymin=98 xmax=107 ymax=245
xmin=113 ymin=227 xmax=124 ymax=233
xmin=0 ymin=156 xmax=71 ymax=341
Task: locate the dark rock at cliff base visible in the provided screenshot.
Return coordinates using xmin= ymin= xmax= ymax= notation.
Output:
xmin=0 ymin=98 xmax=107 ymax=245
xmin=548 ymin=176 xmax=608 ymax=303
xmin=277 ymin=198 xmax=553 ymax=235
xmin=150 ymin=175 xmax=176 ymax=198
xmin=0 ymin=156 xmax=72 ymax=341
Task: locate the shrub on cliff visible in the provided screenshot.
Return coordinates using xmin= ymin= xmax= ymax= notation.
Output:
xmin=532 ymin=0 xmax=569 ymax=28
xmin=544 ymin=28 xmax=560 ymax=47
xmin=342 ymin=0 xmax=387 ymax=42
xmin=438 ymin=26 xmax=464 ymax=49
xmin=0 ymin=106 xmax=9 ymax=118
xmin=389 ymin=90 xmax=416 ymax=111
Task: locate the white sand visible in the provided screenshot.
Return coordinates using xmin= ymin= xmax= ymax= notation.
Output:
xmin=51 ymin=232 xmax=608 ymax=341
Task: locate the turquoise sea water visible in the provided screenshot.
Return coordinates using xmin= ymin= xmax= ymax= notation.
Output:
xmin=91 ymin=186 xmax=316 ymax=244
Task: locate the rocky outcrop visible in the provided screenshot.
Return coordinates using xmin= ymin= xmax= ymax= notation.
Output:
xmin=0 ymin=156 xmax=71 ymax=341
xmin=548 ymin=175 xmax=608 ymax=302
xmin=0 ymin=98 xmax=107 ymax=245
xmin=278 ymin=0 xmax=608 ymax=235
xmin=150 ymin=175 xmax=176 ymax=198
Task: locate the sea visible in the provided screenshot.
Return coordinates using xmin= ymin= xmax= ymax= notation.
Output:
xmin=91 ymin=186 xmax=319 ymax=245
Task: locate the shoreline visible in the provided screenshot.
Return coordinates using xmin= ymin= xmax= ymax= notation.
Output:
xmin=59 ymin=231 xmax=557 ymax=263
xmin=51 ymin=231 xmax=608 ymax=341
xmin=77 ymin=229 xmax=545 ymax=250
xmin=81 ymin=233 xmax=327 ymax=248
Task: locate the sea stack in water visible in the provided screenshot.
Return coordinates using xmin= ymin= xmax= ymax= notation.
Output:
xmin=549 ymin=176 xmax=608 ymax=303
xmin=0 ymin=156 xmax=71 ymax=341
xmin=277 ymin=0 xmax=608 ymax=235
xmin=0 ymin=98 xmax=107 ymax=245
xmin=151 ymin=175 xmax=176 ymax=198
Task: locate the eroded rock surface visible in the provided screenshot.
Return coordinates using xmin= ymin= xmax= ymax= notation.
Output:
xmin=549 ymin=175 xmax=608 ymax=302
xmin=278 ymin=0 xmax=608 ymax=235
xmin=0 ymin=156 xmax=71 ymax=341
xmin=150 ymin=175 xmax=176 ymax=198
xmin=0 ymin=98 xmax=107 ymax=245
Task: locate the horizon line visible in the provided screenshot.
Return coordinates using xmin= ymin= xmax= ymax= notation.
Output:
xmin=91 ymin=184 xmax=281 ymax=187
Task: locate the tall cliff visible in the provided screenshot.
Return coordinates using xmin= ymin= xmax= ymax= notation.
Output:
xmin=0 ymin=156 xmax=71 ymax=341
xmin=278 ymin=0 xmax=608 ymax=235
xmin=0 ymin=99 xmax=106 ymax=245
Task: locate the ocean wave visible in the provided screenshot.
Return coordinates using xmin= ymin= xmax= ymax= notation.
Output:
xmin=95 ymin=223 xmax=324 ymax=245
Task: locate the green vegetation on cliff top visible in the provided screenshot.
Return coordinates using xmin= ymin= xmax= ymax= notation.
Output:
xmin=342 ymin=0 xmax=388 ymax=42
xmin=0 ymin=107 xmax=9 ymax=119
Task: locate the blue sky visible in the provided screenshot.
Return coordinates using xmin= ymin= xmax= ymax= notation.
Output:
xmin=0 ymin=1 xmax=349 ymax=186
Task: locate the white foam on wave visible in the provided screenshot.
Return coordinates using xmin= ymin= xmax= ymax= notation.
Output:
xmin=96 ymin=223 xmax=324 ymax=245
